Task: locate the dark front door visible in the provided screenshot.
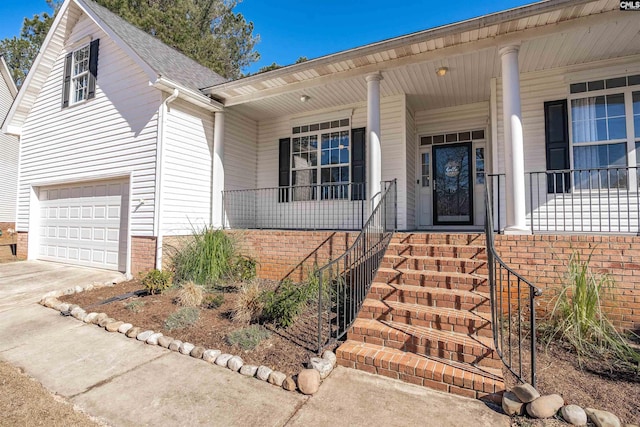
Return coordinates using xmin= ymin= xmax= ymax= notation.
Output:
xmin=432 ymin=142 xmax=473 ymax=225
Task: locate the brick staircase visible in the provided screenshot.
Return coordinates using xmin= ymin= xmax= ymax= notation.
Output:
xmin=336 ymin=232 xmax=504 ymax=399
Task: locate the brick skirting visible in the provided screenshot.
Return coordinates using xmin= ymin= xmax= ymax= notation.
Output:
xmin=131 ymin=236 xmax=157 ymax=276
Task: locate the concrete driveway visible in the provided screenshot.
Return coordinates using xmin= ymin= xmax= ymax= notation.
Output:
xmin=0 ymin=261 xmax=125 ymax=312
xmin=0 ymin=260 xmax=509 ymax=427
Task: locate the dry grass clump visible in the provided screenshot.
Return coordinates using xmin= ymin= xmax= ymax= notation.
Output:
xmin=176 ymin=281 xmax=205 ymax=307
xmin=232 ymin=281 xmax=263 ymax=323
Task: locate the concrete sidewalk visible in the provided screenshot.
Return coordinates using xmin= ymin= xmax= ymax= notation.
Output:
xmin=0 ymin=261 xmax=509 ymax=427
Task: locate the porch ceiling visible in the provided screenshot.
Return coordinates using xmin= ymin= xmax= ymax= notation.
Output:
xmin=225 ymin=2 xmax=640 ymax=121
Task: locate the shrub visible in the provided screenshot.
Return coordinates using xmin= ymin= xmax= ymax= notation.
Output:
xmin=232 ymin=281 xmax=263 ymax=323
xmin=226 ymin=325 xmax=271 ymax=351
xmin=176 ymin=281 xmax=205 ymax=307
xmin=124 ymin=300 xmax=145 ymax=313
xmin=202 ymin=293 xmax=224 ymax=309
xmin=141 ymin=269 xmax=173 ymax=295
xmin=233 ymin=255 xmax=257 ymax=282
xmin=262 ymin=278 xmax=318 ymax=328
xmin=542 ymin=250 xmax=640 ymax=367
xmin=172 ymin=227 xmax=237 ymax=286
xmin=164 ymin=307 xmax=200 ymax=331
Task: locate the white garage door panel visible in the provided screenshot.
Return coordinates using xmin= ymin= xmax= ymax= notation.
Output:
xmin=38 ymin=179 xmax=129 ymax=271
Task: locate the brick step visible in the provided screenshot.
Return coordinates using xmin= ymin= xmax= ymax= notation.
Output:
xmin=359 ymin=299 xmax=493 ymax=337
xmin=348 ymin=318 xmax=500 ymax=368
xmin=375 ymin=267 xmax=488 ymax=292
xmin=380 ymin=254 xmax=488 ymax=275
xmin=369 ymin=282 xmax=491 ymax=314
xmin=385 ymin=243 xmax=487 ymax=260
xmin=336 ymin=340 xmax=504 ymax=399
xmin=391 ymin=233 xmax=486 ymax=246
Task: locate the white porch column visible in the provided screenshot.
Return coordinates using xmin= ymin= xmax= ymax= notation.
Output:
xmin=499 ymin=45 xmax=529 ymax=234
xmin=366 ymin=72 xmax=383 ymax=208
xmin=212 ymin=111 xmax=225 ymax=228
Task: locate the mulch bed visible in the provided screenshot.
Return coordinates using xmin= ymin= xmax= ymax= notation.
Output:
xmin=504 ymin=340 xmax=640 ymax=426
xmin=60 ymin=279 xmax=326 ymax=377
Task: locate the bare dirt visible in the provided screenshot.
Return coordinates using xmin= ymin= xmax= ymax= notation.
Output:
xmin=0 ymin=359 xmax=103 ymax=427
xmin=60 ymin=279 xmax=324 ymax=377
xmin=505 ymin=341 xmax=640 ymax=426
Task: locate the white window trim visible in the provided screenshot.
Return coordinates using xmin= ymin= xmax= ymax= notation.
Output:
xmin=70 ymin=44 xmax=90 ymax=106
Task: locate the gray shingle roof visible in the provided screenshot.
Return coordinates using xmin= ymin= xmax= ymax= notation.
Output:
xmin=81 ymin=0 xmax=227 ymax=91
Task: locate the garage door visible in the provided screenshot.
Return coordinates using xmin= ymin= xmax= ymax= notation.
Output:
xmin=38 ymin=179 xmax=129 ymax=271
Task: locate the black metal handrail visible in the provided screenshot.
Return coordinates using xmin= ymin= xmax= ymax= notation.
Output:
xmin=222 ymin=182 xmax=367 ymax=230
xmin=316 ymin=180 xmax=397 ymax=352
xmin=485 ymin=181 xmax=542 ymax=387
xmin=488 ymin=166 xmax=640 ymax=234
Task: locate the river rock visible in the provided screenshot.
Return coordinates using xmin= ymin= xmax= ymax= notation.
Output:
xmin=169 ymin=340 xmax=183 ymax=351
xmin=74 ymin=285 xmax=84 ymax=294
xmin=256 ymin=365 xmax=272 ymax=381
xmin=157 ymin=336 xmax=173 ymax=348
xmin=526 ymin=394 xmax=564 ymax=419
xmin=561 ymin=405 xmax=587 ymax=426
xmin=502 ymin=391 xmax=524 ymax=416
xmin=309 ymin=357 xmax=333 ymax=379
xmin=136 ymin=330 xmax=154 ymax=341
xmin=93 ymin=313 xmax=108 ymax=325
xmin=239 ymin=365 xmax=258 ymax=377
xmin=268 ymin=371 xmax=286 ymax=386
xmin=322 ymin=350 xmax=337 ymax=367
xmin=117 ymin=323 xmax=133 ymax=334
xmin=146 ymin=332 xmax=163 ymax=345
xmin=71 ymin=308 xmax=87 ymax=321
xmin=105 ymin=321 xmax=123 ymax=332
xmin=512 ymin=383 xmax=540 ymax=403
xmin=190 ymin=346 xmax=206 ymax=359
xmin=297 ymin=369 xmax=321 ymax=395
xmin=227 ymin=356 xmax=243 ymax=372
xmin=215 ymin=353 xmax=233 ymax=367
xmin=125 ymin=326 xmax=141 ymax=338
xmin=585 ymin=408 xmax=621 ymax=427
xmin=67 ymin=304 xmax=79 ymax=312
xmin=282 ymin=376 xmax=297 ymax=391
xmin=203 ymin=349 xmax=221 ymax=363
xmin=179 ymin=342 xmax=195 ymax=355
xmin=84 ymin=313 xmax=99 ymax=324
xmin=98 ymin=317 xmax=115 ymax=328
xmin=41 ymin=297 xmax=57 ymax=308
xmin=58 ymin=303 xmax=70 ymax=312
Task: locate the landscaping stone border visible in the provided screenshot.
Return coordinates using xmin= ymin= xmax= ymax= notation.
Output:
xmin=39 ymin=285 xmax=336 ymax=395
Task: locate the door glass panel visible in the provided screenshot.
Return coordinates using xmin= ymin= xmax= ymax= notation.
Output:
xmin=433 ymin=144 xmax=472 ymax=224
xmin=421 ymin=152 xmax=430 ymax=187
xmin=475 ymin=147 xmax=485 ymax=184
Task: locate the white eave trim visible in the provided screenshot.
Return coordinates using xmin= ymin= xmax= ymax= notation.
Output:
xmin=151 ymin=77 xmax=223 ymax=112
xmin=0 ymin=56 xmax=18 ymax=98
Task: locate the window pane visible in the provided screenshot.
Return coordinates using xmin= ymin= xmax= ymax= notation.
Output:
xmin=330 ymin=149 xmax=340 ymax=164
xmin=309 ymin=135 xmax=318 ymax=149
xmin=595 ymin=96 xmax=606 ymax=119
xmin=330 ymin=132 xmax=340 ymax=148
xmin=609 ymin=143 xmax=627 ymax=166
xmin=340 ymin=148 xmax=349 ymax=163
xmin=321 ymin=134 xmax=330 ymax=149
xmin=606 ymin=93 xmax=625 ymax=117
xmin=607 ymin=117 xmax=626 ymax=140
xmin=572 ymin=94 xmax=626 ymax=143
xmin=635 ymin=116 xmax=640 ymax=139
xmin=309 ymin=152 xmax=317 ymax=166
xmin=340 ymin=131 xmax=349 ymax=147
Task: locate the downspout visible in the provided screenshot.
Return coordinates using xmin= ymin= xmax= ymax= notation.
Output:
xmin=155 ymin=88 xmax=179 ymax=270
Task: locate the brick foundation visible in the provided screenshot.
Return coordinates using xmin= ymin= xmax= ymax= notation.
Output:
xmin=131 ymin=236 xmax=157 ymax=276
xmin=16 ymin=232 xmax=28 ymax=260
xmin=227 ymin=230 xmax=359 ymax=282
xmin=495 ymin=234 xmax=640 ymax=331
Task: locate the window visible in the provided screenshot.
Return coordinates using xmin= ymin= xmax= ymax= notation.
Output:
xmin=62 ymin=39 xmax=99 ymax=108
xmin=279 ymin=118 xmax=365 ymax=202
xmin=475 ymin=147 xmax=485 ymax=184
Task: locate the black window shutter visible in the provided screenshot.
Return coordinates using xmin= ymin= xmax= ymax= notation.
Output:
xmin=278 ymin=137 xmax=290 ymax=203
xmin=351 ymin=127 xmax=366 ymax=200
xmin=544 ymin=100 xmax=570 ymax=193
xmin=61 ymin=52 xmax=72 ymax=108
xmin=87 ymin=39 xmax=100 ymax=99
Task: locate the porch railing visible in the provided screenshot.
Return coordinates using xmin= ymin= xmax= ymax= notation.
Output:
xmin=222 ymin=182 xmax=367 ymax=230
xmin=485 ymin=181 xmax=542 ymax=387
xmin=316 ymin=180 xmax=397 ymax=352
xmin=488 ymin=166 xmax=640 ymax=234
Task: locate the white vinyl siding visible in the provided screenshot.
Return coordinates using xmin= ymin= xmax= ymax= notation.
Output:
xmin=160 ymin=98 xmax=213 ymax=236
xmin=17 ymin=14 xmax=161 ymax=236
xmin=254 ymin=95 xmax=408 ymax=230
xmin=224 ymin=108 xmax=258 ymax=191
xmin=0 ymin=70 xmax=18 ymax=223
xmin=405 ymin=105 xmax=416 ymax=230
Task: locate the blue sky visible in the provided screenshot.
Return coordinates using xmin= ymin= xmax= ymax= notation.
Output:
xmin=0 ymin=0 xmax=535 ymax=74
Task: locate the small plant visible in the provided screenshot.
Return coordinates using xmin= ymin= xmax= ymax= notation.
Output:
xmin=226 ymin=325 xmax=271 ymax=351
xmin=542 ymin=249 xmax=640 ymax=367
xmin=233 ymin=255 xmax=257 ymax=282
xmin=176 ymin=281 xmax=205 ymax=307
xmin=164 ymin=307 xmax=200 ymax=331
xmin=172 ymin=227 xmax=237 ymax=286
xmin=232 ymin=281 xmax=263 ymax=323
xmin=202 ymin=293 xmax=224 ymax=309
xmin=262 ymin=278 xmax=318 ymax=328
xmin=141 ymin=269 xmax=173 ymax=295
xmin=125 ymin=300 xmax=145 ymax=313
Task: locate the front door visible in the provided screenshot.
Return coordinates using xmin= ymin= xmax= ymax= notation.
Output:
xmin=432 ymin=142 xmax=473 ymax=225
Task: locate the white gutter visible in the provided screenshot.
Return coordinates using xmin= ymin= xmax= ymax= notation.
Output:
xmin=152 ymin=77 xmax=223 ymax=112
xmin=154 ymin=88 xmax=179 ymax=270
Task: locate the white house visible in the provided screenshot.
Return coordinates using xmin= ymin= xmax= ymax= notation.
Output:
xmin=0 ymin=56 xmax=19 ymax=231
xmin=4 ymin=0 xmax=640 ymax=274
